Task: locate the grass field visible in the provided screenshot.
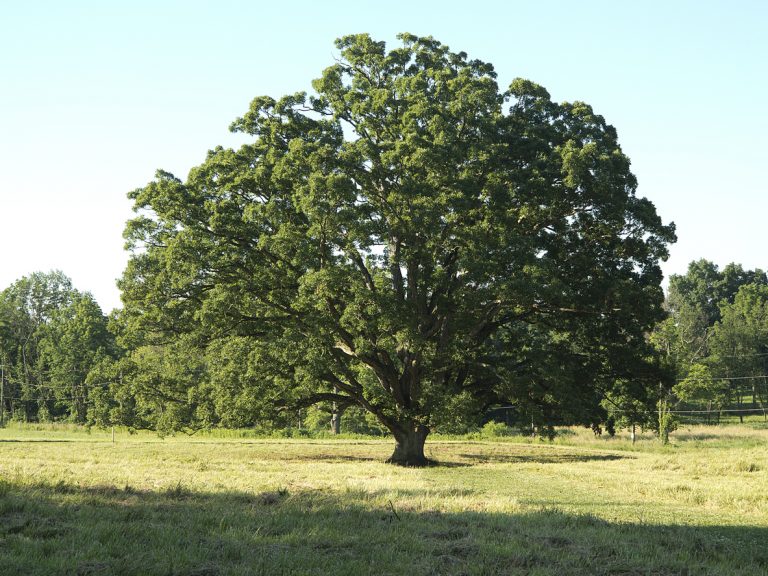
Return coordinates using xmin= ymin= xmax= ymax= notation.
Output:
xmin=0 ymin=424 xmax=767 ymax=575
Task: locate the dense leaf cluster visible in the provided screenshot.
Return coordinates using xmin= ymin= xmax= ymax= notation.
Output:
xmin=652 ymin=260 xmax=768 ymax=421
xmin=0 ymin=271 xmax=117 ymax=423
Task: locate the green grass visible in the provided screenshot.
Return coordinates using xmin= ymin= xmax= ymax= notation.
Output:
xmin=0 ymin=424 xmax=767 ymax=575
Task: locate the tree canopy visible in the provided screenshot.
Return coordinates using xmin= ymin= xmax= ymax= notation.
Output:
xmin=663 ymin=260 xmax=768 ymax=365
xmin=651 ymin=261 xmax=768 ymax=422
xmin=0 ymin=271 xmax=115 ymax=423
xmin=120 ymin=33 xmax=675 ymax=464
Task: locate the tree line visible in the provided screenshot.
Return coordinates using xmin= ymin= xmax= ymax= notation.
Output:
xmin=1 ymin=260 xmax=763 ymax=436
xmin=655 ymin=260 xmax=768 ymax=423
xmin=0 ymin=271 xmax=117 ymax=424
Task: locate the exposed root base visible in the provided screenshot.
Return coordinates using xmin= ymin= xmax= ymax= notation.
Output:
xmin=384 ymin=457 xmax=435 ymax=468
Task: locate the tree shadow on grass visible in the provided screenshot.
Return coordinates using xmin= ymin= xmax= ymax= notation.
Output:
xmin=670 ymin=432 xmax=730 ymax=442
xmin=0 ymin=438 xmax=629 ymax=468
xmin=454 ymin=451 xmax=627 ymax=465
xmin=238 ymin=450 xmax=384 ymax=464
xmin=248 ymin=445 xmax=630 ymax=468
xmin=0 ymin=481 xmax=766 ymax=576
xmin=0 ymin=438 xmax=79 ymax=443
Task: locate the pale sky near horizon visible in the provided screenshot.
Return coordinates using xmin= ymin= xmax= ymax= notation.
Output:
xmin=2 ymin=1 xmax=767 ymax=312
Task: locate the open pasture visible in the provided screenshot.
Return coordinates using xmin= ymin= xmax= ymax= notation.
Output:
xmin=0 ymin=425 xmax=766 ymax=575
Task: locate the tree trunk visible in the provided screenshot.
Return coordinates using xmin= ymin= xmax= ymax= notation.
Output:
xmin=329 ymin=387 xmax=342 ymax=435
xmin=386 ymin=424 xmax=430 ymax=466
xmin=330 ymin=408 xmax=341 ymax=435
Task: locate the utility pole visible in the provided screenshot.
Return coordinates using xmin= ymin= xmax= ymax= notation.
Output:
xmin=0 ymin=364 xmax=5 ymax=427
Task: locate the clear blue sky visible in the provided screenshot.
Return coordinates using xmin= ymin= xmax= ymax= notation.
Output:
xmin=2 ymin=0 xmax=767 ymax=312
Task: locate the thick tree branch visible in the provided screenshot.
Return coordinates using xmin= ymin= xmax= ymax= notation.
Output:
xmin=346 ymin=248 xmax=376 ymax=292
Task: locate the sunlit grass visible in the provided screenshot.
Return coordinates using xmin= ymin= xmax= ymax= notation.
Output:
xmin=0 ymin=424 xmax=767 ymax=574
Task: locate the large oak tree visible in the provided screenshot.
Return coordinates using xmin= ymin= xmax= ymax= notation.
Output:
xmin=120 ymin=34 xmax=675 ymax=464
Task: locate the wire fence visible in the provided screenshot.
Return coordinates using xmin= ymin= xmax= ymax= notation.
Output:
xmin=2 ymin=365 xmax=768 ymax=428
xmin=667 ymin=407 xmax=768 ymax=425
xmin=485 ymin=401 xmax=768 ymax=428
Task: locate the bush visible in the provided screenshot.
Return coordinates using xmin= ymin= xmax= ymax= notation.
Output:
xmin=480 ymin=421 xmax=515 ymax=438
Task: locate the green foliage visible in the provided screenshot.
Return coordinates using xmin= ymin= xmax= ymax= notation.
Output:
xmin=38 ymin=293 xmax=116 ymax=423
xmin=652 ymin=261 xmax=768 ymax=426
xmin=480 ymin=420 xmax=515 ymax=437
xmin=112 ymin=338 xmax=206 ymax=434
xmin=119 ymin=33 xmax=674 ymax=459
xmin=663 ymin=260 xmax=767 ymax=366
xmin=708 ymin=283 xmax=768 ymax=416
xmin=602 ymin=379 xmax=660 ymax=434
xmin=657 ymin=399 xmax=676 ymax=445
xmin=0 ymin=271 xmax=116 ymax=424
xmin=303 ymin=405 xmax=388 ymax=435
xmin=674 ymin=363 xmax=727 ymax=408
xmin=710 ymin=284 xmax=768 ymax=373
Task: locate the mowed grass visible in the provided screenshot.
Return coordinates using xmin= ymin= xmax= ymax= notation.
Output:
xmin=0 ymin=425 xmax=767 ymax=575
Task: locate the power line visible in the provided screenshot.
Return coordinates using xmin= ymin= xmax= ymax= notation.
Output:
xmin=0 ymin=379 xmax=115 ymax=391
xmin=677 ymin=374 xmax=768 ymax=382
xmin=1 ymin=396 xmax=96 ymax=403
xmin=710 ymin=351 xmax=768 ymax=358
xmin=668 ymin=408 xmax=767 ymax=414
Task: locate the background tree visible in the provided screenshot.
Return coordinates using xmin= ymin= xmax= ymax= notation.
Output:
xmin=655 ymin=262 xmax=768 ymax=424
xmin=38 ymin=293 xmax=116 ymax=422
xmin=0 ymin=271 xmax=77 ymax=420
xmin=709 ymin=283 xmax=768 ymax=421
xmin=120 ymin=33 xmax=675 ymax=464
xmin=673 ymin=363 xmax=727 ymax=424
xmin=602 ymin=361 xmax=673 ymax=443
xmin=0 ymin=272 xmax=115 ymax=423
xmin=665 ymin=260 xmax=767 ymax=367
